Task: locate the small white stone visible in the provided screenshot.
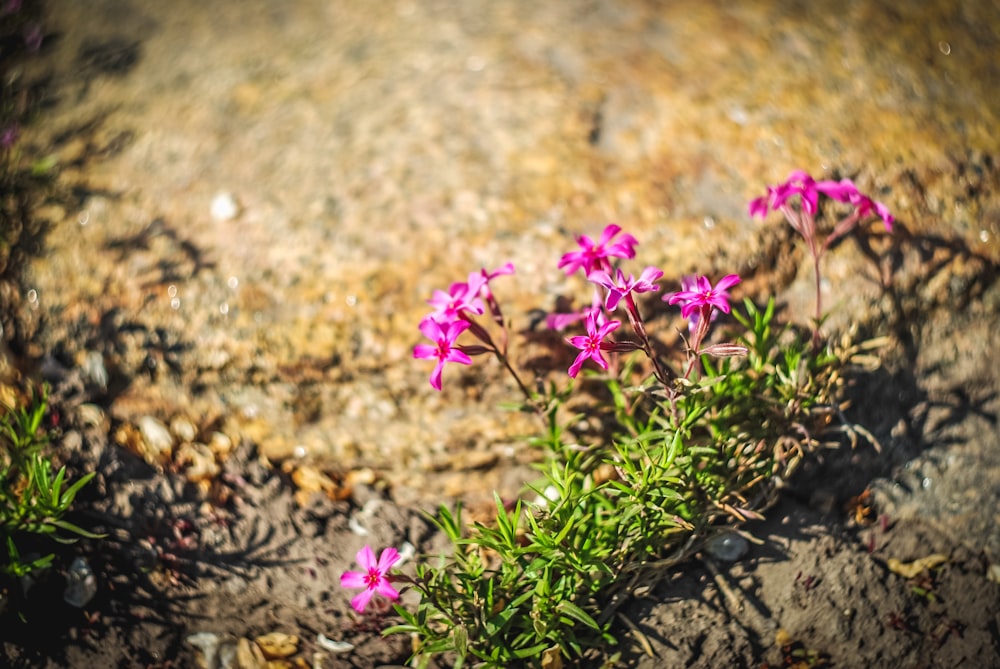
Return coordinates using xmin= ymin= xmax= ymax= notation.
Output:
xmin=138 ymin=415 xmax=174 ymax=458
xmin=81 ymin=351 xmax=108 ymax=390
xmin=170 ymin=416 xmax=198 ymax=444
xmin=316 ymin=634 xmax=354 ymax=653
xmin=210 ymin=192 xmax=240 ymax=222
xmin=186 ymin=632 xmax=222 ymax=669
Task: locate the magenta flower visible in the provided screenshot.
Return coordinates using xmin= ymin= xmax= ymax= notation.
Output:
xmin=749 ymin=170 xmax=893 ymax=231
xmin=590 ymin=266 xmax=663 ymax=311
xmin=558 ymin=224 xmax=639 ymax=276
xmin=475 ymin=262 xmax=515 ymax=324
xmin=426 ymin=274 xmax=486 ymax=323
xmin=480 ymin=262 xmax=515 ymax=282
xmin=546 ymin=289 xmax=603 ymax=331
xmin=566 ymin=311 xmax=621 ymax=378
xmin=413 ymin=318 xmax=473 ymax=390
xmin=340 ymin=545 xmax=401 ymax=614
xmin=749 ymin=171 xmax=893 ymax=334
xmin=546 ymin=310 xmax=586 ymax=331
xmin=666 ymin=274 xmax=741 ymax=320
xmin=836 ymin=179 xmax=895 ymax=231
xmin=676 ymin=275 xmax=712 ymax=331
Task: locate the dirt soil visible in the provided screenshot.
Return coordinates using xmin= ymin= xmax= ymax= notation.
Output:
xmin=1 ymin=0 xmax=999 ymax=668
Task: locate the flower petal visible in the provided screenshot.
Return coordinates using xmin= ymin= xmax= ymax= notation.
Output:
xmin=588 ymin=269 xmax=615 ymax=291
xmin=597 ymin=223 xmax=622 ymax=246
xmin=413 ymin=343 xmax=437 ymax=360
xmin=355 ymin=545 xmax=376 ymax=572
xmin=486 ymin=262 xmax=515 ymax=279
xmin=814 ymin=178 xmax=857 ymax=202
xmin=340 ymin=570 xmax=366 ymax=589
xmin=567 ymin=352 xmax=587 ymax=378
xmin=418 ymin=317 xmax=445 ymax=341
xmin=375 ymin=580 xmax=401 ymax=601
xmin=428 ymin=363 xmax=444 ymax=391
xmin=714 ymin=274 xmax=742 ymax=292
xmin=445 ymin=349 xmax=473 ymax=365
xmin=637 ymin=266 xmax=664 ymax=286
xmin=748 ymin=196 xmax=769 ymax=218
xmin=587 ymin=349 xmax=610 ymax=370
xmin=350 ymin=588 xmax=375 ymax=614
xmin=874 ymin=200 xmax=894 ymax=231
xmin=376 ymin=547 xmax=401 ymax=572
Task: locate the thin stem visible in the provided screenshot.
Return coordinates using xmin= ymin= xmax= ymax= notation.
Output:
xmin=461 ymin=313 xmax=540 ymax=412
xmin=682 ymin=305 xmax=711 ymax=381
xmin=494 ymin=349 xmax=538 ymax=410
xmin=623 ymin=293 xmax=676 ymax=393
xmin=813 ymin=253 xmax=823 ymax=343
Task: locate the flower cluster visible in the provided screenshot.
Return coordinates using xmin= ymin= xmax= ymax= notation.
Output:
xmin=556 ymin=223 xmax=638 ymax=276
xmin=412 ymin=263 xmax=515 ymax=390
xmin=749 ymin=170 xmax=894 ymax=329
xmin=556 ymin=225 xmax=741 ymax=380
xmin=748 ymin=169 xmax=893 ymax=232
xmin=412 ymin=221 xmax=743 ymax=389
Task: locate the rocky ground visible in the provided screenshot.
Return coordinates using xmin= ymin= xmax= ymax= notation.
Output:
xmin=0 ymin=0 xmax=998 ymax=667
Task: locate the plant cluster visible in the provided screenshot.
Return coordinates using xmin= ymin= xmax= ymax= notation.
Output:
xmin=340 ymin=172 xmax=893 ymax=667
xmin=0 ymin=387 xmax=100 ymax=615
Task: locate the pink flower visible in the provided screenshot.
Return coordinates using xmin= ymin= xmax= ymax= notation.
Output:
xmin=558 ymin=224 xmax=638 ymax=276
xmin=426 ymin=275 xmax=486 ymax=323
xmin=475 ymin=262 xmax=515 ymax=323
xmin=749 ymin=171 xmax=893 ymax=231
xmin=666 ymin=274 xmax=741 ymax=320
xmin=413 ymin=318 xmax=473 ymax=390
xmin=340 ymin=545 xmax=401 ymax=613
xmin=590 ymin=266 xmax=663 ymax=311
xmin=480 ymin=262 xmax=515 ymax=282
xmin=834 ymin=179 xmax=894 ymax=231
xmin=677 ymin=275 xmax=712 ymax=331
xmin=566 ymin=311 xmax=621 ymax=378
xmin=546 ymin=289 xmax=603 ymax=331
xmin=546 ymin=310 xmax=586 ymax=331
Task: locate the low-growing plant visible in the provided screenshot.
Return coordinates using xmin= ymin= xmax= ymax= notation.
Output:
xmin=340 ymin=171 xmax=893 ymax=667
xmin=0 ymin=387 xmax=100 ymax=614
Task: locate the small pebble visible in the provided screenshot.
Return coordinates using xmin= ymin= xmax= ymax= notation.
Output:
xmin=210 ymin=192 xmax=240 ymax=221
xmin=138 ymin=415 xmax=174 ymax=458
xmin=316 ymin=633 xmax=353 ymax=653
xmin=704 ymin=532 xmax=749 ymax=562
xmin=64 ymin=557 xmax=97 ymax=607
xmin=186 ymin=632 xmax=221 ymax=669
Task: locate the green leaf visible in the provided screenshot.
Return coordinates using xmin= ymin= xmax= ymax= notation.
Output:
xmin=51 ymin=466 xmax=67 ymax=507
xmin=48 ymin=518 xmax=106 ymax=540
xmin=557 ymin=600 xmax=600 ymax=630
xmin=60 ymin=471 xmax=96 ymax=507
xmin=453 ymin=623 xmax=468 ymax=659
xmin=510 ymin=642 xmax=551 ymax=659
